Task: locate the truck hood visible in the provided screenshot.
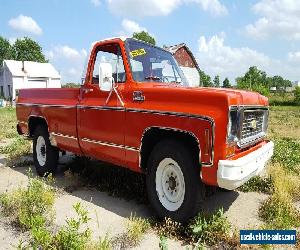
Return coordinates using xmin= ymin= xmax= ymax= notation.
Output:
xmin=189 ymin=86 xmax=268 ymax=106
xmin=132 ymin=83 xmax=269 ymax=121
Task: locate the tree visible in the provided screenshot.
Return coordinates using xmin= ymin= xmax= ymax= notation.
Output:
xmin=236 ymin=66 xmax=269 ymax=95
xmin=63 ymin=82 xmax=80 ymax=88
xmin=223 ymin=78 xmax=231 ymax=88
xmin=0 ymin=36 xmax=13 ymax=66
xmin=132 ymin=31 xmax=156 ymax=45
xmin=213 ymin=75 xmax=220 ymax=87
xmin=12 ymin=37 xmax=47 ymax=63
xmin=199 ymin=70 xmax=213 ymax=87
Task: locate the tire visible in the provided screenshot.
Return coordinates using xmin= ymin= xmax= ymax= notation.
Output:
xmin=33 ymin=125 xmax=59 ymax=176
xmin=146 ymin=139 xmax=205 ymax=223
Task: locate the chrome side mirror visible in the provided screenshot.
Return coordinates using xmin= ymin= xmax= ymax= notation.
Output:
xmin=99 ymin=63 xmax=113 ymax=92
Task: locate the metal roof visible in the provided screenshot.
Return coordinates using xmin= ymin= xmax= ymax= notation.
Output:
xmin=3 ymin=60 xmax=61 ymax=78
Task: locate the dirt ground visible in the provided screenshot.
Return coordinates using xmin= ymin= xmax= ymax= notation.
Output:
xmin=0 ymin=152 xmax=270 ymax=249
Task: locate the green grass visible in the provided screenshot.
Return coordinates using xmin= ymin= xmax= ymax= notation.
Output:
xmin=259 ymin=194 xmax=300 ymax=229
xmin=256 ymin=106 xmax=300 ymax=230
xmin=0 ymin=108 xmax=31 ymax=162
xmin=272 ymin=138 xmax=300 ymax=173
xmin=238 ymin=176 xmax=273 ymax=194
xmin=0 ymin=107 xmax=18 ymax=141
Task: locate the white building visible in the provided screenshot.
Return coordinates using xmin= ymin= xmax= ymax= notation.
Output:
xmin=293 ymin=81 xmax=300 ymax=88
xmin=0 ymin=60 xmax=61 ymax=100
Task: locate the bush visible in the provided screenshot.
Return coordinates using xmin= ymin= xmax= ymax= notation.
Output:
xmin=295 ymin=86 xmax=300 ymax=105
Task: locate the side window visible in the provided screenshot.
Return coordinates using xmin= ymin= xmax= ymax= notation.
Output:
xmin=130 ymin=58 xmax=144 ymax=82
xmin=92 ymin=44 xmax=126 ymax=84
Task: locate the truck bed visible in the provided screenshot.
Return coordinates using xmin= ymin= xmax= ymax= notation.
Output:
xmin=16 ymin=88 xmax=81 ymax=154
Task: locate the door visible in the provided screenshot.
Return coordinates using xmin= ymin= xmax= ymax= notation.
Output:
xmin=28 ymin=78 xmax=47 ymax=88
xmin=77 ymin=42 xmax=127 ymax=166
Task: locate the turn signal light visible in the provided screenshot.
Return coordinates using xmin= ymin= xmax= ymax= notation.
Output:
xmin=225 ymin=143 xmax=236 ymax=158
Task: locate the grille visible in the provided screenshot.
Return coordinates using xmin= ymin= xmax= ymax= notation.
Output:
xmin=240 ymin=110 xmax=265 ymax=146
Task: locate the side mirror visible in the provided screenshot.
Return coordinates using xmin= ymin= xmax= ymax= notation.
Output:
xmin=99 ymin=63 xmax=113 ymax=92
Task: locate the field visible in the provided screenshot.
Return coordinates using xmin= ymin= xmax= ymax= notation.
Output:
xmin=0 ymin=106 xmax=299 ymax=249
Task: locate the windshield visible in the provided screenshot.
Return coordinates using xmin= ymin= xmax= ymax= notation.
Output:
xmin=125 ymin=38 xmax=187 ymax=85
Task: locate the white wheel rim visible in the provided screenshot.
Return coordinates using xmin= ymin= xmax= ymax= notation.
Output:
xmin=36 ymin=136 xmax=46 ymax=166
xmin=156 ymin=158 xmax=185 ymax=211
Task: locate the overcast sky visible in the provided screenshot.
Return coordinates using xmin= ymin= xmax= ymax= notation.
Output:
xmin=1 ymin=0 xmax=300 ymax=84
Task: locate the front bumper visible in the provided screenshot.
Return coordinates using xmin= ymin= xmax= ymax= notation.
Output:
xmin=217 ymin=141 xmax=274 ymax=190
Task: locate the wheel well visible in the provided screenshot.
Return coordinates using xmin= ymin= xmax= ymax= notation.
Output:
xmin=140 ymin=127 xmax=200 ymax=170
xmin=28 ymin=116 xmax=48 ymax=137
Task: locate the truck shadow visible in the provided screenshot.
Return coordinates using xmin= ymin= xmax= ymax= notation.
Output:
xmin=5 ymin=153 xmax=239 ymax=220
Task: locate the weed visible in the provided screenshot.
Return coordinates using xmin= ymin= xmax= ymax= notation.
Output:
xmin=125 ymin=214 xmax=150 ymax=245
xmin=238 ymin=175 xmax=273 ymax=194
xmin=86 ymin=235 xmax=111 ymax=250
xmin=54 ymin=202 xmax=92 ymax=249
xmin=159 ymin=235 xmax=168 ymax=250
xmin=155 ymin=217 xmax=183 ymax=239
xmin=189 ymin=208 xmax=230 ymax=246
xmin=0 ymin=169 xmax=55 ymax=230
xmin=17 ymin=202 xmax=108 ymax=250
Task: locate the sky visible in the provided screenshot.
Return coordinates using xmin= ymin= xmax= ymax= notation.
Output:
xmin=1 ymin=0 xmax=300 ymax=84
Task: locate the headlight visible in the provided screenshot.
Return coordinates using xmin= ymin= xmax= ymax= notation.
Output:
xmin=227 ymin=107 xmax=239 ymax=143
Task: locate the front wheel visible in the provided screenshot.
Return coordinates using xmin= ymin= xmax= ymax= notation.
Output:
xmin=146 ymin=139 xmax=205 ymax=223
xmin=33 ymin=125 xmax=59 ymax=176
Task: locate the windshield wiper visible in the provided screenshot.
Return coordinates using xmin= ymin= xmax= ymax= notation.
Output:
xmin=145 ymin=75 xmax=161 ymax=81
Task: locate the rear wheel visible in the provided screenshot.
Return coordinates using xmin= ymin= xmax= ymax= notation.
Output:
xmin=146 ymin=139 xmax=205 ymax=223
xmin=33 ymin=125 xmax=59 ymax=176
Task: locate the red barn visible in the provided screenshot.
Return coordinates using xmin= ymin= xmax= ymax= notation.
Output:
xmin=164 ymin=43 xmax=200 ymax=87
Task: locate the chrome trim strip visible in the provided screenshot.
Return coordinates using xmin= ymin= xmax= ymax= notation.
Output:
xmin=51 ymin=132 xmax=77 ymax=140
xmin=81 ymin=138 xmax=139 ymax=152
xmin=125 ymin=146 xmax=140 ymax=152
xmin=139 ymin=126 xmax=214 ymax=168
xmin=17 ymin=103 xmax=76 ymax=109
xmin=126 ymin=108 xmax=214 ymax=123
xmin=129 ymin=108 xmax=215 ymax=167
xmin=77 ymin=105 xmax=125 ymax=111
xmin=17 ymin=120 xmax=28 ymax=125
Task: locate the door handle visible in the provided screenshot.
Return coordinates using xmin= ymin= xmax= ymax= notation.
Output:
xmin=133 ymin=91 xmax=145 ymax=102
xmin=82 ymin=88 xmax=93 ymax=94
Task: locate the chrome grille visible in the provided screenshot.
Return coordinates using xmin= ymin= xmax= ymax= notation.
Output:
xmin=239 ymin=109 xmax=267 ymax=147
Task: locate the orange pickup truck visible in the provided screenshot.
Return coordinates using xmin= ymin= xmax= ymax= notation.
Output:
xmin=16 ymin=37 xmax=274 ymax=222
